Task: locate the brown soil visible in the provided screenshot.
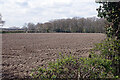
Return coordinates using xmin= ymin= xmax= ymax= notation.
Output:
xmin=2 ymin=33 xmax=105 ymax=79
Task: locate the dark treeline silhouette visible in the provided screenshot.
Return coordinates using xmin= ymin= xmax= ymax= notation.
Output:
xmin=1 ymin=17 xmax=108 ymax=33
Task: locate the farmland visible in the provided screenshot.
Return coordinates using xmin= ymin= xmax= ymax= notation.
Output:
xmin=2 ymin=33 xmax=106 ymax=79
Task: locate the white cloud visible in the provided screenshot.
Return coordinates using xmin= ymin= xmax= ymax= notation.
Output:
xmin=0 ymin=0 xmax=99 ymax=28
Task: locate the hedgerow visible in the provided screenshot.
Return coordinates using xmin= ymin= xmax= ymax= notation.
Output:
xmin=30 ymin=51 xmax=116 ymax=79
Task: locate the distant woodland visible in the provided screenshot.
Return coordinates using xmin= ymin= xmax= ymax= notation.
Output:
xmin=2 ymin=17 xmax=108 ymax=33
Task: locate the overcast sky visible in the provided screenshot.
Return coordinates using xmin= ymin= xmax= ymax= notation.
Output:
xmin=0 ymin=0 xmax=99 ymax=28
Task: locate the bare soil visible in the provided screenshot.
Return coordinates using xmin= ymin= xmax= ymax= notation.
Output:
xmin=2 ymin=33 xmax=105 ymax=79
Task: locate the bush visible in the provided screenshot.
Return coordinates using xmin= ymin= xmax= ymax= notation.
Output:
xmin=30 ymin=53 xmax=115 ymax=79
xmin=90 ymin=38 xmax=120 ymax=77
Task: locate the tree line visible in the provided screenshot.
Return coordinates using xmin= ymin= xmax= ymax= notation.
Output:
xmin=21 ymin=17 xmax=108 ymax=33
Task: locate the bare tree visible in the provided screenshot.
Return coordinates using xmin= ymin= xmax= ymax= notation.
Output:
xmin=0 ymin=13 xmax=5 ymax=27
xmin=21 ymin=23 xmax=28 ymax=33
xmin=27 ymin=23 xmax=35 ymax=33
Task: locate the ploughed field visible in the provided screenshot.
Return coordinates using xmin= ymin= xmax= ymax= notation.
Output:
xmin=2 ymin=33 xmax=105 ymax=79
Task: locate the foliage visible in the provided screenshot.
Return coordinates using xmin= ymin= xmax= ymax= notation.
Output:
xmin=30 ymin=53 xmax=115 ymax=79
xmin=97 ymin=1 xmax=120 ymax=77
xmin=97 ymin=2 xmax=120 ymax=39
xmin=90 ymin=38 xmax=120 ymax=77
